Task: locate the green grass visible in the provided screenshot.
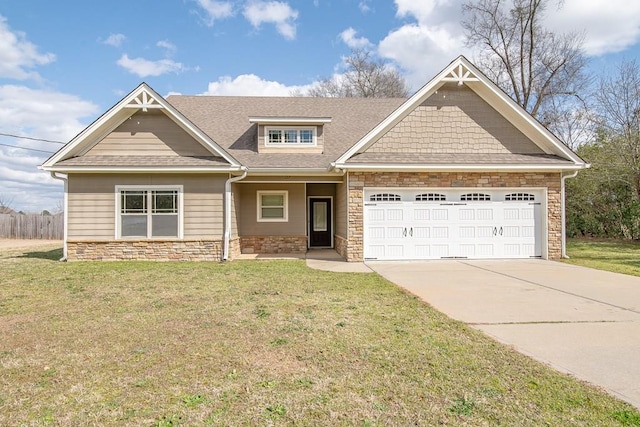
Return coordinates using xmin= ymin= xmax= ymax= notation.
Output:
xmin=565 ymin=238 xmax=640 ymax=277
xmin=1 ymin=242 xmax=639 ymax=426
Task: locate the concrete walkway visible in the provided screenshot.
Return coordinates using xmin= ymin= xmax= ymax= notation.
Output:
xmin=367 ymin=259 xmax=640 ymax=409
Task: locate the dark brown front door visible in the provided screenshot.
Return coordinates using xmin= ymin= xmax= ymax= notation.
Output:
xmin=309 ymin=198 xmax=332 ymax=247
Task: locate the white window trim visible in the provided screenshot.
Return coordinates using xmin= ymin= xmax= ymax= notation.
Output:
xmin=257 ymin=190 xmax=288 ymax=222
xmin=115 ymin=185 xmax=184 ymax=239
xmin=265 ymin=126 xmax=317 ymax=147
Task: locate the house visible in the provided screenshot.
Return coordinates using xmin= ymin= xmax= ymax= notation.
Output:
xmin=40 ymin=56 xmax=588 ymax=262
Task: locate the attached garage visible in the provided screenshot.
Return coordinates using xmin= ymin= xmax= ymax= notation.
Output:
xmin=363 ymin=188 xmax=545 ymax=260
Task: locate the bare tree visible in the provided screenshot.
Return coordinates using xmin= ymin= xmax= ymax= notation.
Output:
xmin=593 ymin=59 xmax=640 ymax=200
xmin=0 ymin=195 xmax=14 ymax=214
xmin=462 ymin=0 xmax=590 ymax=140
xmin=307 ymin=49 xmax=410 ymax=98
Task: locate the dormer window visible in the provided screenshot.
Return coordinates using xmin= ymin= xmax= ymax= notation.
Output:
xmin=249 ymin=116 xmax=330 ymax=154
xmin=267 ymin=127 xmax=316 ymax=146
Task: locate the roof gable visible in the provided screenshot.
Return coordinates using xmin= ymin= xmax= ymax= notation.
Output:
xmin=41 ymin=83 xmax=241 ymax=171
xmin=85 ymin=110 xmax=214 ymax=157
xmin=335 ymin=56 xmax=587 ymax=168
xmin=364 ymin=83 xmax=544 ymax=156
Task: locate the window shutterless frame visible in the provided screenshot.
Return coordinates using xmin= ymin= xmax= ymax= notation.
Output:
xmin=115 ymin=185 xmax=184 ymax=239
xmin=257 ymin=190 xmax=288 ymax=222
xmin=265 ymin=126 xmax=317 ymax=146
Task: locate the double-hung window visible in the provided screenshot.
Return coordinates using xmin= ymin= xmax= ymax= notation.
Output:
xmin=266 ymin=127 xmax=316 ymax=146
xmin=257 ymin=191 xmax=288 ymax=222
xmin=117 ymin=186 xmax=183 ymax=238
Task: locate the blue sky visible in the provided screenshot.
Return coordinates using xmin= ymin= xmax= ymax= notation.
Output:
xmin=1 ymin=0 xmax=640 ymax=212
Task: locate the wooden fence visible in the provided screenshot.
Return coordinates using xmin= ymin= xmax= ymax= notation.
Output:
xmin=0 ymin=214 xmax=64 ymax=240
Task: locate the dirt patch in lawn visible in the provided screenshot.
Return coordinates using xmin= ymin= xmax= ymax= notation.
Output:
xmin=0 ymin=239 xmax=62 ymax=249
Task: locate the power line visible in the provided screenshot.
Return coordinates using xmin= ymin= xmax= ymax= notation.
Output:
xmin=0 ymin=132 xmax=66 ymax=144
xmin=0 ymin=142 xmax=54 ymax=154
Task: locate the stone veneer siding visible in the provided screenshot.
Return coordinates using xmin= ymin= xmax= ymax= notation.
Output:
xmin=334 ymin=235 xmax=348 ymax=259
xmin=346 ymin=171 xmax=562 ymax=262
xmin=240 ymin=236 xmax=307 ymax=254
xmin=67 ymin=240 xmax=223 ymax=261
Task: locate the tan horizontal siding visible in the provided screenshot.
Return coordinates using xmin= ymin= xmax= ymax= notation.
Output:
xmin=85 ymin=110 xmax=212 ymax=157
xmin=67 ymin=173 xmax=227 ymax=240
xmin=307 ymin=183 xmax=336 ymax=197
xmin=237 ymin=183 xmax=306 ymax=236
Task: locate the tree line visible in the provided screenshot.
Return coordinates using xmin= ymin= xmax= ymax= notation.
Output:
xmin=308 ymin=0 xmax=639 ymax=240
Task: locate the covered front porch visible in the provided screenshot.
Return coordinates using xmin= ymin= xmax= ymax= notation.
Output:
xmin=232 ymin=177 xmax=348 ymax=256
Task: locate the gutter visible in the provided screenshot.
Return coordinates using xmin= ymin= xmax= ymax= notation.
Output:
xmin=561 ymin=170 xmax=580 ymax=259
xmin=223 ymin=168 xmax=248 ymax=261
xmin=49 ymin=172 xmax=68 ymax=262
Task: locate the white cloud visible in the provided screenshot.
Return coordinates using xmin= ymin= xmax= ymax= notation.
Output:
xmin=116 ymin=54 xmax=186 ymax=77
xmin=544 ymin=0 xmax=640 ymax=56
xmin=157 ymin=40 xmax=177 ymax=55
xmin=243 ymin=1 xmax=299 ymax=40
xmin=0 ymin=15 xmax=55 ymax=80
xmin=192 ymin=0 xmax=234 ymax=26
xmin=394 ymin=0 xmax=457 ymax=24
xmin=103 ymin=33 xmax=126 ymax=47
xmin=358 ymin=0 xmax=371 ymax=13
xmin=339 ymin=28 xmax=371 ymax=49
xmin=376 ymin=1 xmax=467 ymax=90
xmin=0 ymin=85 xmax=99 ymax=212
xmin=202 ymin=74 xmax=314 ymax=96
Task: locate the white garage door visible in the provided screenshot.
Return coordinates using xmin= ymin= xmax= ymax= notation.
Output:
xmin=363 ymin=189 xmax=543 ymax=260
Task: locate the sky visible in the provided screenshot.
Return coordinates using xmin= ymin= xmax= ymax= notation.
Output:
xmin=1 ymin=0 xmax=640 ymax=213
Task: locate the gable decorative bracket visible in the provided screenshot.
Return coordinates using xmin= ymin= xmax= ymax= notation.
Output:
xmin=441 ymin=63 xmax=479 ymax=86
xmin=123 ymin=89 xmax=163 ymax=112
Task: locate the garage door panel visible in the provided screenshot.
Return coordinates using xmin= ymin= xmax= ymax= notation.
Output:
xmin=477 ymin=244 xmax=495 ymax=257
xmin=387 ymin=226 xmax=404 ymax=239
xmin=431 ymin=209 xmax=448 ymax=220
xmin=415 ymin=245 xmax=430 ymax=257
xmin=477 ymin=226 xmax=493 ymax=238
xmin=413 ymin=227 xmax=430 ymax=238
xmin=386 ymin=208 xmax=404 ymax=221
xmin=432 ymin=227 xmax=449 ymax=238
xmin=413 ymin=209 xmax=430 ymax=220
xmin=386 ymin=245 xmax=405 ymax=258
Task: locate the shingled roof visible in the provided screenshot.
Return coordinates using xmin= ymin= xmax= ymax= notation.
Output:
xmin=167 ymin=95 xmax=406 ymax=169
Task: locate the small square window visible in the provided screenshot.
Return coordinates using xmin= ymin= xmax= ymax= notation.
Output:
xmin=300 ymin=129 xmax=314 ymax=144
xmin=268 ymin=130 xmax=282 ymax=144
xmin=257 ymin=191 xmax=288 ymax=222
xmin=284 ymin=129 xmax=298 ymax=143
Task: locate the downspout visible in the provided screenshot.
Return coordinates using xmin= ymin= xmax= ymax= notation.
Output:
xmin=561 ymin=170 xmax=579 ymax=259
xmin=49 ymin=172 xmax=68 ymax=262
xmin=223 ymin=168 xmax=248 ymax=261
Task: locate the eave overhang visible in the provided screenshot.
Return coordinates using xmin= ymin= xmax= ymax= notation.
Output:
xmin=41 ymin=165 xmax=244 ymax=173
xmin=333 ymin=163 xmax=588 ymax=173
xmin=245 ymin=167 xmax=340 ymax=176
xmin=248 ymin=117 xmax=332 ymax=125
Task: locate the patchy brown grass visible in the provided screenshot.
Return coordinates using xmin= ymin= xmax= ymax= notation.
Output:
xmin=1 ymin=242 xmax=639 ymax=426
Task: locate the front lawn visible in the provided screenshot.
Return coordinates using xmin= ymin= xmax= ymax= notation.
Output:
xmin=565 ymin=238 xmax=640 ymax=277
xmin=1 ymin=243 xmax=638 ymax=426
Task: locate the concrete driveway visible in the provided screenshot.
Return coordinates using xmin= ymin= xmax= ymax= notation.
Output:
xmin=367 ymin=259 xmax=640 ymax=408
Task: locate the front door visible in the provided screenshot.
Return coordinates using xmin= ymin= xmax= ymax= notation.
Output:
xmin=309 ymin=197 xmax=332 ymax=247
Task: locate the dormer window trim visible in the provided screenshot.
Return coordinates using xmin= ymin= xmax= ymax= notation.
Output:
xmin=265 ymin=126 xmax=317 ymax=147
xmin=249 ymin=116 xmax=331 ymax=125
